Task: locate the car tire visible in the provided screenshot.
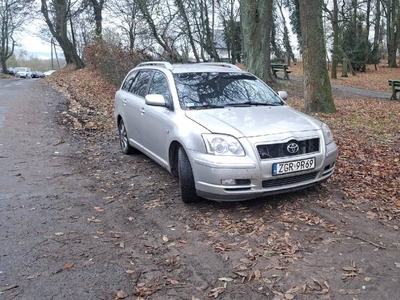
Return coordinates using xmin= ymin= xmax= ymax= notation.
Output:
xmin=178 ymin=147 xmax=201 ymax=203
xmin=118 ymin=119 xmax=137 ymax=154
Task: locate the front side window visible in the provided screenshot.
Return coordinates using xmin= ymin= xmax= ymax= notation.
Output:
xmin=148 ymin=71 xmax=172 ymax=105
xmin=174 ymin=72 xmax=284 ymax=110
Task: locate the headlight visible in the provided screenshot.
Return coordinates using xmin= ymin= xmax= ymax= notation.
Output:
xmin=202 ymin=134 xmax=245 ymax=156
xmin=322 ymin=123 xmax=333 ymax=145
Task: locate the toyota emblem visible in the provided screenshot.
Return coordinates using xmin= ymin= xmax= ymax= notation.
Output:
xmin=287 ymin=142 xmax=299 ymax=154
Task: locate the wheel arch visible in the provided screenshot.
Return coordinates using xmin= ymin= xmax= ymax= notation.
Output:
xmin=169 ymin=141 xmax=183 ymax=177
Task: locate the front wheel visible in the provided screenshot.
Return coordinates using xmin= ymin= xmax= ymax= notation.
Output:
xmin=118 ymin=119 xmax=137 ymax=154
xmin=178 ymin=147 xmax=201 ymax=203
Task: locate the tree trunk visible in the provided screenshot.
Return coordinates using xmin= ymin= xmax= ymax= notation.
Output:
xmin=331 ymin=0 xmax=339 ymax=79
xmin=41 ymin=0 xmax=84 ymax=69
xmin=241 ymin=0 xmax=274 ymax=84
xmin=88 ymin=0 xmax=105 ymax=39
xmin=298 ymin=0 xmax=335 ymax=113
xmin=387 ymin=0 xmax=399 ymax=67
xmin=373 ymin=0 xmax=381 ymax=48
xmin=363 ymin=0 xmax=371 ymax=69
xmin=277 ymin=1 xmax=294 ymax=66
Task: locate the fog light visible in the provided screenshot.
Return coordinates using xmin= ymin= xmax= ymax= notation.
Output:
xmin=221 ymin=179 xmax=236 ymax=186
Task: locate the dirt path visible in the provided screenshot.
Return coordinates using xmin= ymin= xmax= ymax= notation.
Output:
xmin=0 ymin=79 xmax=134 ymax=299
xmin=1 ymin=78 xmax=399 ymax=300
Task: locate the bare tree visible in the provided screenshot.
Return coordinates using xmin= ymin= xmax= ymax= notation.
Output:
xmin=86 ymin=0 xmax=105 ymax=39
xmin=0 ymin=0 xmax=35 ymax=72
xmin=41 ymin=0 xmax=85 ymax=69
xmin=299 ymin=0 xmax=335 ymax=113
xmin=277 ymin=0 xmax=295 ymax=66
xmin=323 ymin=0 xmax=340 ymax=78
xmin=175 ymin=0 xmax=200 ymax=61
xmin=136 ymin=0 xmax=182 ymax=61
xmin=106 ymin=0 xmax=143 ymax=50
xmin=217 ymin=0 xmax=241 ymax=63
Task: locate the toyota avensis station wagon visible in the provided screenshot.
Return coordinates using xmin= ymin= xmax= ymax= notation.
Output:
xmin=114 ymin=62 xmax=338 ymax=203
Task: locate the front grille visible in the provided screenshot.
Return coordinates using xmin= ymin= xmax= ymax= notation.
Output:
xmin=257 ymin=138 xmax=319 ymax=159
xmin=262 ymin=172 xmax=318 ymax=188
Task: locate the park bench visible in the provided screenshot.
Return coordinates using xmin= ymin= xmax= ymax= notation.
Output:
xmin=388 ymin=80 xmax=400 ymax=100
xmin=271 ymin=63 xmax=292 ymax=80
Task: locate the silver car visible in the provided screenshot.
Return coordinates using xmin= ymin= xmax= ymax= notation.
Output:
xmin=14 ymin=67 xmax=32 ymax=78
xmin=114 ymin=62 xmax=338 ymax=203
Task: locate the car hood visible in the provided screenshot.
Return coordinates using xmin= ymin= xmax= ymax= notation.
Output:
xmin=185 ymin=106 xmax=321 ymax=138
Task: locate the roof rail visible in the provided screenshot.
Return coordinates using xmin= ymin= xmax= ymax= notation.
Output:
xmin=197 ymin=62 xmax=242 ymax=71
xmin=137 ymin=61 xmax=173 ymax=70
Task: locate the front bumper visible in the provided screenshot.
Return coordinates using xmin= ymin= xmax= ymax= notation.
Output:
xmin=190 ymin=142 xmax=338 ymax=201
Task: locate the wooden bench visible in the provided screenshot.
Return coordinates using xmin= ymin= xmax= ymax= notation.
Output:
xmin=272 ymin=58 xmax=286 ymax=63
xmin=271 ymin=63 xmax=292 ymax=80
xmin=388 ymin=80 xmax=400 ymax=100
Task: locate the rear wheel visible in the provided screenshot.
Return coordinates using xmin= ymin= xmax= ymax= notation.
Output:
xmin=178 ymin=147 xmax=201 ymax=203
xmin=118 ymin=119 xmax=137 ymax=154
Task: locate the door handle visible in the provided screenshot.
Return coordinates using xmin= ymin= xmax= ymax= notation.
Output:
xmin=140 ymin=108 xmax=145 ymax=115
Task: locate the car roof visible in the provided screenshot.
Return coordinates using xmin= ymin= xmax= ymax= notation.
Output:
xmin=135 ymin=61 xmax=247 ymax=74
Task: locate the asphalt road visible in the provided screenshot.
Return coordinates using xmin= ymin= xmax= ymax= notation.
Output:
xmin=0 ymin=79 xmax=131 ymax=299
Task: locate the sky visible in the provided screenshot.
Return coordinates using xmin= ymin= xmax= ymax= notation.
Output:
xmin=15 ymin=16 xmax=58 ymax=60
xmin=17 ymin=34 xmax=54 ymax=59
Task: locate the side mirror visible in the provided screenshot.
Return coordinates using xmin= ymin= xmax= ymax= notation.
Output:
xmin=145 ymin=94 xmax=166 ymax=107
xmin=277 ymin=91 xmax=288 ymax=101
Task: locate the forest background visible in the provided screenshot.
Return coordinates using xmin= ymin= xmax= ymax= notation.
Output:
xmin=1 ymin=0 xmax=400 ymax=112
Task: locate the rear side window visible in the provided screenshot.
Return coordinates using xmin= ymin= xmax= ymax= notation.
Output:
xmin=121 ymin=70 xmax=138 ymax=91
xmin=129 ymin=70 xmax=152 ymax=97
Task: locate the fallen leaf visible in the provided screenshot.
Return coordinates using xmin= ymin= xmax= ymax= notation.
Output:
xmin=162 ymin=235 xmax=169 ymax=243
xmin=342 ymin=266 xmax=357 ymax=272
xmin=55 ymin=232 xmax=64 ymax=236
xmin=364 ymin=277 xmax=372 ymax=282
xmin=125 ymin=270 xmax=135 ymax=274
xmin=209 ymin=287 xmax=225 ymax=298
xmin=366 ymin=211 xmax=377 ymax=220
xmin=116 ymin=290 xmax=128 ymax=299
xmin=94 ymin=207 xmax=104 ymax=212
xmin=62 ymin=262 xmax=74 ymax=269
xmin=218 ymin=277 xmax=233 ymax=282
xmin=168 ymin=279 xmax=179 ymax=285
xmin=87 ymin=217 xmax=101 ymax=223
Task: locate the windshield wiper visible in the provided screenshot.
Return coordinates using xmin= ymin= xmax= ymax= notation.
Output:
xmin=224 ymin=101 xmax=282 ymax=107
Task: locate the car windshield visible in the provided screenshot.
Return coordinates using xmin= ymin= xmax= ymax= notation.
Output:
xmin=174 ymin=72 xmax=284 ymax=110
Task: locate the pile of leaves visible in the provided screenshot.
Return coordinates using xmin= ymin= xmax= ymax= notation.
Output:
xmin=44 ymin=65 xmax=117 ymax=133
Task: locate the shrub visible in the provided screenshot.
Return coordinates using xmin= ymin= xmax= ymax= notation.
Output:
xmin=83 ymin=41 xmax=152 ymax=87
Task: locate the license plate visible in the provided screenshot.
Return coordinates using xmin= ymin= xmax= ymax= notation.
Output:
xmin=272 ymin=158 xmax=315 ymax=175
